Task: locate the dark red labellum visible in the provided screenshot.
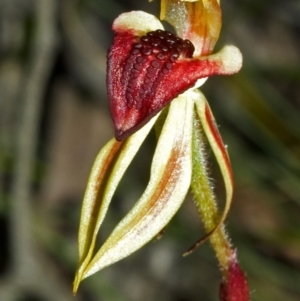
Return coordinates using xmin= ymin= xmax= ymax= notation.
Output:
xmin=107 ymin=28 xmax=219 ymax=140
xmin=121 ymin=30 xmax=194 ymax=112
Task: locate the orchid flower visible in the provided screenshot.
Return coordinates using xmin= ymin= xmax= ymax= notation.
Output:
xmin=73 ymin=1 xmax=249 ymax=300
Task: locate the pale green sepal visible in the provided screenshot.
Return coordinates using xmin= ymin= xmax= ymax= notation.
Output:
xmin=82 ymin=92 xmax=194 ymax=279
xmin=74 ymin=114 xmax=159 ymax=292
xmin=194 ymin=90 xmax=233 ymax=238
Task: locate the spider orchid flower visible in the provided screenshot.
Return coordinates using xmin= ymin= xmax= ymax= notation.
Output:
xmin=73 ymin=1 xmax=249 ymax=300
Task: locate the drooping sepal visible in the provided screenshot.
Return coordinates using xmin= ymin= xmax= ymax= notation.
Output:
xmin=75 ymin=92 xmax=194 ymax=288
xmin=186 ymin=90 xmax=234 ymax=261
xmin=73 ymin=114 xmax=159 ymax=294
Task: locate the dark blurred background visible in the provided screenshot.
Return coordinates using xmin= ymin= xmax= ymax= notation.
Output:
xmin=0 ymin=0 xmax=300 ymax=300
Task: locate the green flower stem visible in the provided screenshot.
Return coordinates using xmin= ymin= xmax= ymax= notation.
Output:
xmin=190 ymin=115 xmax=233 ymax=273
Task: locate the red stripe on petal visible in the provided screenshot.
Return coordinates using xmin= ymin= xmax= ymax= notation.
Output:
xmin=204 ymin=104 xmax=233 ymax=184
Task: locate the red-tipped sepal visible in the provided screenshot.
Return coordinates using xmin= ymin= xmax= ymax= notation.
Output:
xmin=219 ymin=252 xmax=250 ymax=301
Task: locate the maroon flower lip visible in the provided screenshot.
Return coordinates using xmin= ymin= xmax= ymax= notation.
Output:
xmin=107 ymin=28 xmax=198 ymax=140
xmin=107 ymin=14 xmax=242 ymax=142
xmin=110 ymin=19 xmax=234 ymax=140
xmin=121 ymin=30 xmax=194 ymax=111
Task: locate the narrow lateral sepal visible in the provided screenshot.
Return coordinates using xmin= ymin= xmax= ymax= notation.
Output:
xmin=80 ymin=92 xmax=194 ymax=280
